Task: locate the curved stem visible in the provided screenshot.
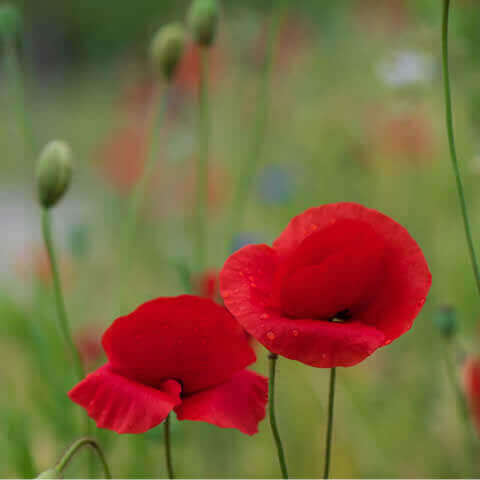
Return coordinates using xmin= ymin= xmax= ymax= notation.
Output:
xmin=323 ymin=367 xmax=336 ymax=479
xmin=194 ymin=48 xmax=209 ymax=273
xmin=56 ymin=437 xmax=112 ymax=479
xmin=444 ymin=341 xmax=477 ymax=474
xmin=441 ymin=0 xmax=480 ymax=293
xmin=41 ymin=209 xmax=84 ymax=381
xmin=164 ymin=414 xmax=175 ymax=479
xmin=268 ymin=353 xmax=289 ymax=478
xmin=225 ymin=0 xmax=287 ymax=255
xmin=120 ymin=87 xmax=168 ymax=312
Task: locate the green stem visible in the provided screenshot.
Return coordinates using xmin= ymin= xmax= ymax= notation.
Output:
xmin=323 ymin=367 xmax=336 ymax=479
xmin=2 ymin=33 xmax=36 ymax=161
xmin=120 ymin=87 xmax=168 ymax=312
xmin=193 ymin=48 xmax=210 ymax=273
xmin=164 ymin=414 xmax=175 ymax=479
xmin=268 ymin=353 xmax=289 ymax=478
xmin=41 ymin=209 xmax=84 ymax=381
xmin=225 ymin=1 xmax=287 ymax=254
xmin=444 ymin=341 xmax=477 ymax=474
xmin=441 ymin=0 xmax=480 ymax=294
xmin=55 ymin=437 xmax=112 ymax=479
xmin=42 ymin=208 xmax=95 ymax=474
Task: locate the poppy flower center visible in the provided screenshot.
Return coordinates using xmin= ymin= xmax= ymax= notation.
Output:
xmin=272 ymin=220 xmax=387 ymax=321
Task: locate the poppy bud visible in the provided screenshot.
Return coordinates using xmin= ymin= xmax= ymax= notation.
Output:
xmin=187 ymin=0 xmax=219 ymax=47
xmin=0 ymin=4 xmax=21 ymax=37
xmin=36 ymin=140 xmax=73 ymax=209
xmin=151 ymin=23 xmax=186 ymax=82
xmin=36 ymin=468 xmax=62 ymax=479
xmin=434 ymin=305 xmax=458 ymax=339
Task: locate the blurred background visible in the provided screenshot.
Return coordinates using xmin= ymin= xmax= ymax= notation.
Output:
xmin=2 ymin=0 xmax=480 ymax=477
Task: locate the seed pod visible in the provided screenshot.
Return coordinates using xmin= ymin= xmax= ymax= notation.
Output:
xmin=187 ymin=0 xmax=219 ymax=47
xmin=434 ymin=305 xmax=458 ymax=340
xmin=36 ymin=140 xmax=73 ymax=209
xmin=151 ymin=23 xmax=186 ymax=81
xmin=0 ymin=4 xmax=21 ymax=37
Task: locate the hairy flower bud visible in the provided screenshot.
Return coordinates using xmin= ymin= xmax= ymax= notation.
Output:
xmin=36 ymin=140 xmax=73 ymax=209
xmin=36 ymin=468 xmax=62 ymax=479
xmin=187 ymin=0 xmax=219 ymax=47
xmin=0 ymin=4 xmax=21 ymax=37
xmin=151 ymin=23 xmax=186 ymax=81
xmin=434 ymin=305 xmax=458 ymax=339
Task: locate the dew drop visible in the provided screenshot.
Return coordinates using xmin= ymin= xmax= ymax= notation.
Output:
xmin=418 ymin=298 xmax=425 ymax=307
xmin=310 ymin=224 xmax=318 ymax=230
xmin=248 ymin=275 xmax=255 ymax=281
xmin=385 ymin=339 xmax=392 ymax=345
xmin=250 ymin=282 xmax=257 ymax=288
xmin=266 ymin=331 xmax=276 ymax=341
xmin=292 ymin=329 xmax=299 ymax=337
xmin=260 ymin=313 xmax=269 ymax=319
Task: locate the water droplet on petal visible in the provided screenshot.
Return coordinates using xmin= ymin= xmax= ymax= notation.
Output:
xmin=250 ymin=282 xmax=257 ymax=288
xmin=266 ymin=331 xmax=276 ymax=341
xmin=292 ymin=329 xmax=299 ymax=337
xmin=418 ymin=298 xmax=426 ymax=307
xmin=260 ymin=313 xmax=269 ymax=319
xmin=385 ymin=339 xmax=392 ymax=345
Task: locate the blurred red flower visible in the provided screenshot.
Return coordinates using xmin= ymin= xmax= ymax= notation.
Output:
xmin=463 ymin=356 xmax=480 ymax=435
xmin=96 ymin=125 xmax=148 ymax=194
xmin=192 ymin=269 xmax=220 ymax=302
xmin=220 ymin=202 xmax=431 ymax=368
xmin=371 ymin=110 xmax=435 ymax=164
xmin=69 ymin=295 xmax=267 ymax=435
xmin=75 ymin=326 xmax=104 ymax=371
xmin=175 ymin=42 xmax=224 ymax=95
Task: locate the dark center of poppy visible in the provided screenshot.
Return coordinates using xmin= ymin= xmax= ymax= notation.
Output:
xmin=329 ymin=309 xmax=352 ymax=323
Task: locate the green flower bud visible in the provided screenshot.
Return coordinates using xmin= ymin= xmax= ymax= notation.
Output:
xmin=434 ymin=305 xmax=458 ymax=340
xmin=36 ymin=468 xmax=62 ymax=479
xmin=187 ymin=0 xmax=219 ymax=47
xmin=36 ymin=140 xmax=73 ymax=209
xmin=151 ymin=23 xmax=186 ymax=82
xmin=0 ymin=4 xmax=22 ymax=37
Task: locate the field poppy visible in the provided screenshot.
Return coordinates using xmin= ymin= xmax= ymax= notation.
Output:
xmin=463 ymin=356 xmax=480 ymax=435
xmin=69 ymin=295 xmax=267 ymax=435
xmin=220 ymin=202 xmax=431 ymax=368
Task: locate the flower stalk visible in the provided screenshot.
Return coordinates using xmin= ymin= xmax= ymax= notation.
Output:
xmin=441 ymin=0 xmax=480 ymax=294
xmin=193 ymin=48 xmax=210 ymax=273
xmin=268 ymin=353 xmax=289 ymax=479
xmin=225 ymin=0 xmax=287 ymax=254
xmin=323 ymin=367 xmax=336 ymax=479
xmin=165 ymin=414 xmax=175 ymax=479
xmin=37 ymin=437 xmax=112 ymax=479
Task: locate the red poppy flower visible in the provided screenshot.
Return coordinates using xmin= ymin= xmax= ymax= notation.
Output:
xmin=69 ymin=295 xmax=267 ymax=435
xmin=463 ymin=356 xmax=480 ymax=435
xmin=220 ymin=203 xmax=431 ymax=368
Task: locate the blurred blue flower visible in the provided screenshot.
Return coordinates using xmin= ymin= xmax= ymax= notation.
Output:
xmin=256 ymin=164 xmax=294 ymax=205
xmin=231 ymin=233 xmax=264 ymax=254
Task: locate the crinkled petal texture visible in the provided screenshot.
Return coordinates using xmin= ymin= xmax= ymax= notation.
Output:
xmin=463 ymin=357 xmax=480 ymax=436
xmin=68 ymin=364 xmax=182 ymax=434
xmin=102 ymin=295 xmax=256 ymax=394
xmin=220 ymin=203 xmax=432 ymax=368
xmin=175 ymin=370 xmax=268 ymax=435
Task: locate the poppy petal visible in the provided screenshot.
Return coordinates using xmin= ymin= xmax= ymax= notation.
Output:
xmin=220 ymin=243 xmax=385 ymax=367
xmin=175 ymin=369 xmax=268 ymax=435
xmin=102 ymin=295 xmax=256 ymax=394
xmin=272 ymin=203 xmax=431 ymax=341
xmin=68 ymin=364 xmax=182 ymax=434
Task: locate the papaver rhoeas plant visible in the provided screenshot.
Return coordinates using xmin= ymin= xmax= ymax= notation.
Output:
xmin=69 ymin=295 xmax=267 ymax=435
xmin=220 ymin=202 xmax=431 ymax=478
xmin=221 ymin=202 xmax=432 ymax=367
